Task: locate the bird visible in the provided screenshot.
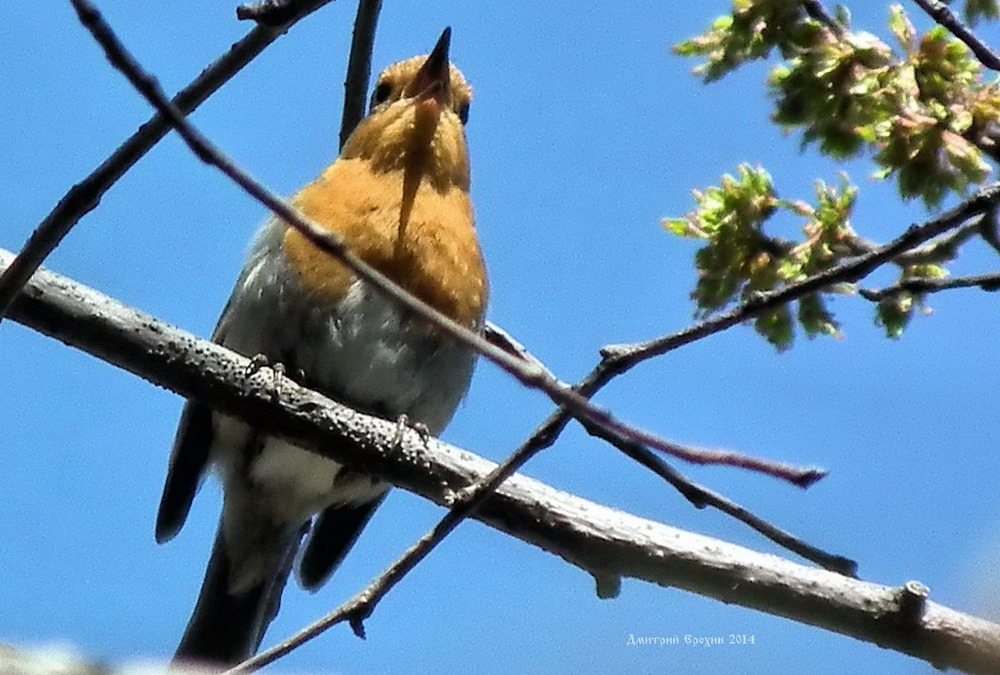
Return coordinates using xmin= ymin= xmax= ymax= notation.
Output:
xmin=155 ymin=27 xmax=487 ymax=667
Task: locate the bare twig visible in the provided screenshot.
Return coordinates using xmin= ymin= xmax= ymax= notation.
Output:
xmin=574 ymin=416 xmax=858 ymax=576
xmin=339 ymin=0 xmax=383 ymax=149
xmin=850 ymin=218 xmax=985 ymax=267
xmin=483 ymin=321 xmax=560 ymax=381
xmin=237 ymin=0 xmax=299 ymax=25
xmin=287 ymin=192 xmax=1000 ymax=630
xmin=981 ymin=207 xmax=1000 ymax=256
xmin=68 ymin=0 xmax=820 ymax=487
xmin=912 ymin=0 xmax=1000 ymax=71
xmin=859 ymin=271 xmax=1000 ymax=301
xmin=803 ymin=0 xmax=845 ymax=37
xmin=0 ymin=0 xmax=336 ymax=324
xmin=895 ymin=219 xmax=982 ymax=265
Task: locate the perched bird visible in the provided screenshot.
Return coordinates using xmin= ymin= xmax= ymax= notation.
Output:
xmin=155 ymin=28 xmax=487 ymax=666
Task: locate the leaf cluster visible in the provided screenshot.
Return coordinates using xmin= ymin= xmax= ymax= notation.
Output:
xmin=669 ymin=1 xmax=1000 ymax=346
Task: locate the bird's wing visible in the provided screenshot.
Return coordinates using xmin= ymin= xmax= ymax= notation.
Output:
xmin=154 ymin=232 xmax=274 ymax=545
xmin=298 ymin=491 xmax=389 ymax=590
xmin=155 ymin=399 xmax=214 ymax=543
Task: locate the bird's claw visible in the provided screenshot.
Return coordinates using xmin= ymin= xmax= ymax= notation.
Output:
xmin=270 ymin=363 xmax=286 ymax=401
xmin=245 ymin=353 xmax=270 ymax=377
xmin=245 ymin=354 xmax=286 ymax=401
xmin=390 ymin=414 xmax=431 ymax=452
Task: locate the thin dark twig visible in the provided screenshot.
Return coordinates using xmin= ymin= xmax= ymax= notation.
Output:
xmin=69 ymin=0 xmax=821 ymax=488
xmin=859 ymin=271 xmax=1000 ymax=300
xmin=894 ymin=219 xmax=981 ymax=265
xmin=577 ymin=417 xmax=858 ymax=576
xmin=238 ymin=314 xmax=850 ymax=665
xmin=248 ymin=184 xmax=1000 ymax=656
xmin=803 ymin=0 xmax=845 ymax=36
xmin=237 ymin=0 xmax=299 ymax=25
xmin=339 ymin=0 xmax=383 ymax=150
xmin=483 ymin=321 xmax=559 ymax=381
xmin=0 ymin=0 xmax=335 ymax=325
xmin=912 ymin=0 xmax=1000 ymax=71
xmin=238 ymin=383 xmax=614 ymax=668
xmin=981 ymin=207 xmax=1000 ymax=257
xmin=873 ymin=218 xmax=982 ymax=266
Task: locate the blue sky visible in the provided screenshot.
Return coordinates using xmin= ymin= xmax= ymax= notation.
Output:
xmin=2 ymin=2 xmax=999 ymax=673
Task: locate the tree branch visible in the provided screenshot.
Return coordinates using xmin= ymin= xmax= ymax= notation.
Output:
xmin=859 ymin=271 xmax=1000 ymax=300
xmin=912 ymin=0 xmax=1000 ymax=71
xmin=4 ymin=248 xmax=1000 ymax=674
xmin=573 ymin=414 xmax=857 ymax=576
xmin=602 ymin=182 xmax=1000 ymax=367
xmin=339 ymin=0 xmax=383 ymax=149
xmin=980 ymin=207 xmax=1000 ymax=256
xmin=237 ymin=0 xmax=303 ymax=25
xmin=803 ymin=0 xmax=846 ymax=36
xmin=845 ymin=218 xmax=984 ymax=267
xmin=0 ymin=0 xmax=337 ymax=324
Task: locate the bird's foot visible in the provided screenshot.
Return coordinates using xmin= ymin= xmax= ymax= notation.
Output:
xmin=390 ymin=414 xmax=430 ymax=452
xmin=245 ymin=353 xmax=270 ymax=377
xmin=245 ymin=354 xmax=288 ymax=401
xmin=270 ymin=362 xmax=287 ymax=400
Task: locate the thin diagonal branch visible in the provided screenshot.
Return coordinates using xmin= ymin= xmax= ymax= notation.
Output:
xmin=803 ymin=0 xmax=845 ymax=37
xmin=575 ymin=415 xmax=858 ymax=576
xmin=981 ymin=207 xmax=1000 ymax=256
xmin=857 ymin=218 xmax=984 ymax=267
xmin=339 ymin=0 xmax=383 ymax=149
xmin=69 ymin=0 xmax=821 ymax=487
xmin=5 ymin=250 xmax=997 ymax=674
xmin=912 ymin=0 xmax=1000 ymax=71
xmin=483 ymin=321 xmax=559 ymax=381
xmin=859 ymin=271 xmax=1000 ymax=301
xmin=237 ymin=0 xmax=301 ymax=25
xmin=0 ymin=0 xmax=336 ymax=324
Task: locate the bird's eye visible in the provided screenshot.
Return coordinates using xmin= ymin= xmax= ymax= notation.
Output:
xmin=457 ymin=102 xmax=470 ymax=125
xmin=370 ymin=82 xmax=393 ymax=110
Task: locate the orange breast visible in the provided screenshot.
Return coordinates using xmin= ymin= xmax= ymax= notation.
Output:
xmin=282 ymin=158 xmax=488 ymax=329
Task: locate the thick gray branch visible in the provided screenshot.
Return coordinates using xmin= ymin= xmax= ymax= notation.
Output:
xmin=3 ymin=247 xmax=1000 ymax=674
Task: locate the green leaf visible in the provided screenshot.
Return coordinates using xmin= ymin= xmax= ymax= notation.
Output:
xmin=755 ymin=306 xmax=795 ymax=351
xmin=875 ymin=294 xmax=914 ymax=339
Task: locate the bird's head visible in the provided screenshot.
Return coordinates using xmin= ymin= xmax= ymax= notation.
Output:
xmin=341 ymin=28 xmax=473 ymax=192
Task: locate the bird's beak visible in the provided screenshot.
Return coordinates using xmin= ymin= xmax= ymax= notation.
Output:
xmin=409 ymin=27 xmax=452 ymax=110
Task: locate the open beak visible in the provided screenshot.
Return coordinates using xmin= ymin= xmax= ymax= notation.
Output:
xmin=409 ymin=27 xmax=452 ymax=109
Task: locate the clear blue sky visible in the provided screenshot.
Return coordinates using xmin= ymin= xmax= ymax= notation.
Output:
xmin=2 ymin=2 xmax=999 ymax=673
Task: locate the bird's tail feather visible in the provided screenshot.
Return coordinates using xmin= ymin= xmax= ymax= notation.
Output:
xmin=173 ymin=521 xmax=303 ymax=667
